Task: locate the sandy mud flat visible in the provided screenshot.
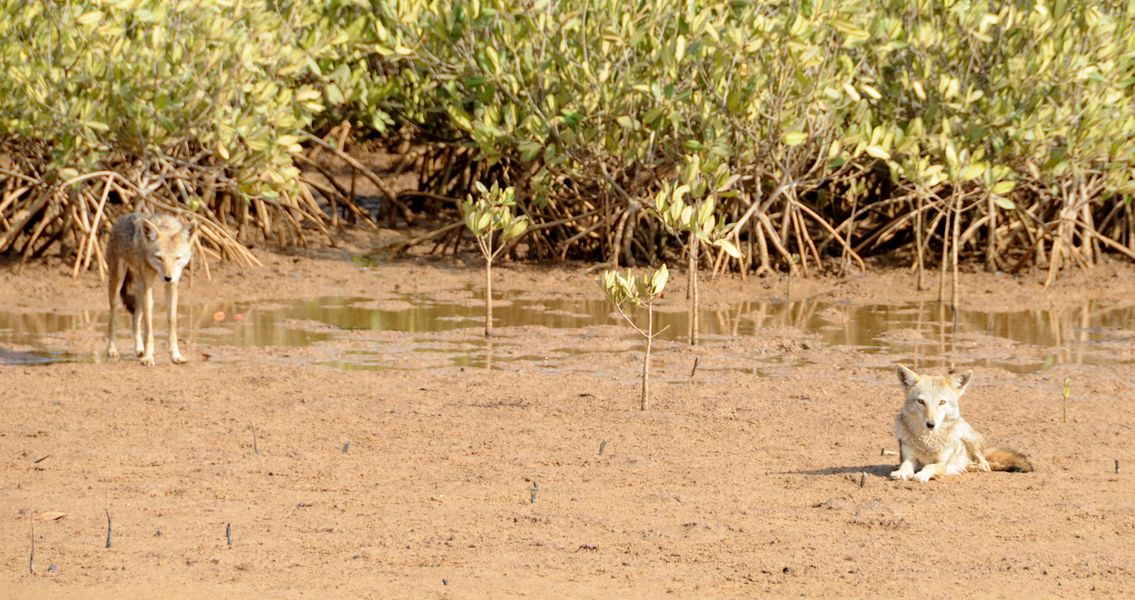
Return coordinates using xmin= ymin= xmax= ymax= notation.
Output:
xmin=1 ymin=245 xmax=1133 ymax=598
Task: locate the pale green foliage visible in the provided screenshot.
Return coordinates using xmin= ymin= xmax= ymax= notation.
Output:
xmin=4 ymin=0 xmax=1135 ymax=270
xmin=0 ymin=0 xmax=334 ymax=196
xmin=462 ymin=180 xmax=530 ymax=336
xmin=383 ymin=0 xmax=1135 ymax=269
xmin=0 ymin=0 xmax=428 ymax=199
xmin=846 ymin=1 xmax=1135 ymax=201
xmin=598 ymin=264 xmax=668 ymax=308
xmin=598 ymin=264 xmax=668 ymax=410
xmin=462 ymin=181 xmax=530 ymax=254
xmin=654 ymin=160 xmax=742 ymax=259
xmin=292 ymin=0 xmax=430 ymax=134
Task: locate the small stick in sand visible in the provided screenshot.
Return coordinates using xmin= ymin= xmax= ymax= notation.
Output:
xmin=105 ymin=488 xmax=113 ymax=549
xmin=530 ymin=481 xmax=539 ymax=504
xmin=226 ymin=523 xmax=233 ymax=547
xmin=250 ymin=423 xmax=259 ymax=455
xmin=598 ymin=439 xmax=607 ymax=456
xmin=29 ymin=512 xmax=35 ymax=575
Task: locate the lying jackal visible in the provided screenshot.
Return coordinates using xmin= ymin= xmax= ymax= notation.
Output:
xmin=890 ymin=364 xmax=1033 ymax=482
xmin=105 ymin=213 xmax=196 ymax=366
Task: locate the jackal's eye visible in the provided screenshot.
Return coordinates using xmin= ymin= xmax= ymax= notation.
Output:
xmin=939 ymin=400 xmax=946 ymax=406
xmin=916 ymin=399 xmax=925 ymax=405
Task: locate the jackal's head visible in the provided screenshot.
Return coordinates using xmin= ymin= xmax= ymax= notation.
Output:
xmin=141 ymin=218 xmax=197 ymax=283
xmin=895 ymin=364 xmax=971 ymax=432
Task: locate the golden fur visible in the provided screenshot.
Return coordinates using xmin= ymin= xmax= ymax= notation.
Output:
xmin=890 ymin=365 xmax=1033 ymax=482
xmin=105 ymin=212 xmax=196 ymax=366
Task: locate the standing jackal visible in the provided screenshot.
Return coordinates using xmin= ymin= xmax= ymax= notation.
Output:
xmin=890 ymin=364 xmax=1033 ymax=482
xmin=105 ymin=213 xmax=196 ymax=366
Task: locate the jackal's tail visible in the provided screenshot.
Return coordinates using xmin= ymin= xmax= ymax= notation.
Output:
xmin=119 ymin=270 xmax=136 ymax=315
xmin=985 ymin=447 xmax=1034 ymax=473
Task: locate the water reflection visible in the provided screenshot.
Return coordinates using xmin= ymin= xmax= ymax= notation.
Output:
xmin=1 ymin=293 xmax=1132 ymax=373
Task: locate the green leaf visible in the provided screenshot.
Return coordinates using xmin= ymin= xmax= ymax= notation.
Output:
xmin=324 ymin=84 xmax=344 ymax=105
xmin=715 ymin=239 xmax=742 ymax=259
xmin=76 ymin=11 xmax=103 ymax=25
xmin=865 ymin=145 xmax=891 ymax=160
xmin=959 ymin=164 xmax=985 ymax=181
xmin=992 ymin=197 xmax=1016 ymax=210
xmin=650 ymin=264 xmax=669 ymax=295
xmin=697 ymin=198 xmax=714 ymax=225
xmin=715 ymin=174 xmax=741 ymax=193
xmin=991 ymin=181 xmax=1016 ymax=195
xmin=502 ymin=218 xmax=529 ymax=241
xmin=680 ymin=205 xmax=693 ymax=227
xmin=518 ymin=141 xmax=542 ymax=162
xmin=945 ymin=144 xmax=959 ymax=168
xmin=783 ymin=131 xmax=808 ymax=147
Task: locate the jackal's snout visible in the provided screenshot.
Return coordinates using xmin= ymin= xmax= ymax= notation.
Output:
xmin=925 ymin=420 xmax=936 ymax=429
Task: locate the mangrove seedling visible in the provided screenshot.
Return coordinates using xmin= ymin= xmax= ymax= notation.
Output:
xmin=654 ymin=161 xmax=741 ymax=346
xmin=462 ymin=181 xmax=530 ymax=337
xmin=598 ymin=264 xmax=669 ymax=410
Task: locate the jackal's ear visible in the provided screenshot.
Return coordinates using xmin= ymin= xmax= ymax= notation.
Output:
xmin=181 ymin=220 xmax=198 ymax=243
xmin=948 ymin=370 xmax=973 ymax=393
xmin=896 ymin=364 xmax=919 ymax=388
xmin=141 ymin=218 xmax=160 ymax=242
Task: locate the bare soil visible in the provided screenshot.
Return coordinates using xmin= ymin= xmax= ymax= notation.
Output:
xmin=2 ymin=235 xmax=1134 ymax=598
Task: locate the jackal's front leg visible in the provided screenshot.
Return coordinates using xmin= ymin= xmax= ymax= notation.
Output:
xmin=167 ymin=281 xmax=187 ymax=364
xmin=140 ymin=282 xmax=155 ymax=367
xmin=889 ymin=442 xmax=916 ymax=481
xmin=912 ymin=462 xmax=948 ymax=483
xmin=132 ymin=283 xmax=145 ymax=357
xmin=106 ymin=262 xmax=124 ymax=359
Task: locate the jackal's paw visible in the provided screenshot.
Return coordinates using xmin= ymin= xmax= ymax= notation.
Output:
xmin=139 ymin=355 xmax=155 ymax=367
xmin=913 ymin=471 xmax=934 ymax=483
xmin=135 ymin=347 xmax=146 ymax=357
xmin=107 ymin=345 xmax=119 ymax=359
xmin=889 ymin=470 xmax=911 ymax=481
xmin=976 ymin=459 xmax=991 ymax=472
xmin=171 ymin=354 xmax=188 ymax=365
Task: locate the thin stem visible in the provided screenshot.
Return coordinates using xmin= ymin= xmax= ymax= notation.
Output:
xmin=613 ymin=302 xmax=651 ymax=338
xmin=952 ymin=191 xmax=961 ymax=309
xmin=915 ymin=193 xmax=925 ymax=290
xmin=689 ymin=233 xmax=699 ymax=346
xmin=485 ymin=257 xmax=493 ymax=337
xmin=642 ymin=302 xmax=653 ymax=410
xmin=939 ymin=200 xmax=950 ymax=304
